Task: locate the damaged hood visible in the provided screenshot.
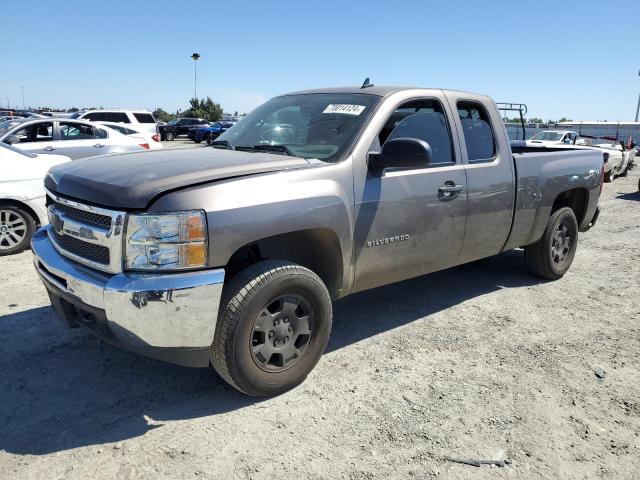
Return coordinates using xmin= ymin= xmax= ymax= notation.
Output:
xmin=45 ymin=147 xmax=316 ymax=209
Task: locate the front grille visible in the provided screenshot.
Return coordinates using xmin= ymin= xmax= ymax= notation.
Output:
xmin=51 ymin=230 xmax=110 ymax=265
xmin=54 ymin=202 xmax=112 ymax=229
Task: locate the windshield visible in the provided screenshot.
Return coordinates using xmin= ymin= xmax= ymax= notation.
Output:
xmin=167 ymin=119 xmax=178 ymax=125
xmin=216 ymin=93 xmax=381 ymax=161
xmin=0 ymin=142 xmax=36 ymax=158
xmin=68 ymin=112 xmax=83 ymax=119
xmin=531 ymin=131 xmax=563 ymax=141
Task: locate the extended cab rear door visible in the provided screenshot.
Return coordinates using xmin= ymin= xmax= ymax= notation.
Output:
xmin=443 ymin=93 xmax=516 ymax=264
xmin=352 ymin=93 xmax=468 ymax=291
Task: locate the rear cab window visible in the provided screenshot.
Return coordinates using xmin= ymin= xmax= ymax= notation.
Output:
xmin=457 ymin=101 xmax=496 ymax=162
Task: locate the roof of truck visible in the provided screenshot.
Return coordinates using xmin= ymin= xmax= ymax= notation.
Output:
xmin=282 ymin=86 xmax=482 ymax=98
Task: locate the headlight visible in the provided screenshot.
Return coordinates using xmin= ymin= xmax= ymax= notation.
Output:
xmin=124 ymin=210 xmax=207 ymax=271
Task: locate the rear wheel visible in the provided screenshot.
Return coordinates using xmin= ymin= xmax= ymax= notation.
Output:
xmin=211 ymin=260 xmax=332 ymax=397
xmin=525 ymin=207 xmax=578 ymax=280
xmin=165 ymin=131 xmax=175 ymax=141
xmin=0 ymin=206 xmax=36 ymax=256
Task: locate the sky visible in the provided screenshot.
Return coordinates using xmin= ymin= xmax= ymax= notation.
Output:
xmin=2 ymin=0 xmax=640 ymax=121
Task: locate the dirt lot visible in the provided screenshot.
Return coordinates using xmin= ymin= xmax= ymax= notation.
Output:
xmin=1 ymin=169 xmax=639 ymax=480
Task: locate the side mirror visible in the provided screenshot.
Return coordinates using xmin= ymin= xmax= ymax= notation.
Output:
xmin=369 ymin=137 xmax=432 ymax=174
xmin=5 ymin=135 xmax=21 ymax=145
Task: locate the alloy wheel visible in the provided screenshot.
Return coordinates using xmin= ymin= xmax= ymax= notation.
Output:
xmin=0 ymin=209 xmax=28 ymax=250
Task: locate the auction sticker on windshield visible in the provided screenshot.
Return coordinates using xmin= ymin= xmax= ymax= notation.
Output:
xmin=323 ymin=104 xmax=366 ymax=115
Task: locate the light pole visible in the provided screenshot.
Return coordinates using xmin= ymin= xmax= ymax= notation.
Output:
xmin=21 ymin=86 xmax=25 ymax=110
xmin=635 ymin=70 xmax=640 ymax=122
xmin=191 ymin=53 xmax=201 ymax=100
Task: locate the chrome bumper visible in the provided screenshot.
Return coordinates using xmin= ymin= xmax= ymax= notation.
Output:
xmin=32 ymin=227 xmax=225 ymax=351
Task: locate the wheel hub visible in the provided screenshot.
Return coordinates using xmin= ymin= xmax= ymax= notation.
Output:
xmin=0 ymin=210 xmax=27 ymax=250
xmin=251 ymin=294 xmax=313 ymax=372
xmin=551 ymin=222 xmax=571 ymax=263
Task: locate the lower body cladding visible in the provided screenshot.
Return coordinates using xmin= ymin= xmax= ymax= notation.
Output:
xmin=31 ymin=228 xmax=225 ymax=367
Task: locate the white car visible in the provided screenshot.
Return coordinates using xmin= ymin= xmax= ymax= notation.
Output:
xmin=98 ymin=122 xmax=163 ymax=150
xmin=575 ymin=136 xmax=633 ymax=182
xmin=0 ymin=118 xmax=146 ymax=160
xmin=526 ymin=130 xmax=579 ymax=147
xmin=0 ymin=143 xmax=71 ymax=255
xmin=70 ymin=109 xmax=158 ymax=134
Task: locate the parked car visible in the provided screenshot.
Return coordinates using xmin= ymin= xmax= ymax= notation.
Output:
xmin=33 ymin=85 xmax=602 ymax=397
xmin=98 ymin=122 xmax=163 ymax=150
xmin=0 ymin=143 xmax=70 ymax=255
xmin=0 ymin=118 xmax=146 ymax=160
xmin=188 ymin=121 xmax=236 ymax=143
xmin=526 ymin=130 xmax=579 ymax=146
xmin=159 ymin=118 xmax=209 ymax=141
xmin=574 ymin=136 xmax=633 ymax=182
xmin=70 ymin=110 xmax=158 ymax=135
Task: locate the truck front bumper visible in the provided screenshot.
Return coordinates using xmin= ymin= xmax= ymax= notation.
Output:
xmin=31 ymin=228 xmax=225 ymax=367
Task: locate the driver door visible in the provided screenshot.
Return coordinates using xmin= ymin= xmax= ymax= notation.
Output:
xmin=352 ymin=96 xmax=468 ymax=292
xmin=5 ymin=121 xmax=55 ymax=155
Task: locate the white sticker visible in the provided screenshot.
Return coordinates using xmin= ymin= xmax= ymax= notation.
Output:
xmin=322 ymin=104 xmax=366 ymax=115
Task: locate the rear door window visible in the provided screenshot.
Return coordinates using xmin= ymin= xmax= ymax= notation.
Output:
xmin=104 ymin=112 xmax=130 ymax=123
xmin=457 ymin=101 xmax=496 ymax=162
xmin=83 ymin=112 xmax=106 ymax=121
xmin=59 ymin=122 xmax=101 ymax=140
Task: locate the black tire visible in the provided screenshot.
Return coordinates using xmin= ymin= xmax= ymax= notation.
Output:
xmin=203 ymin=132 xmax=212 ymax=144
xmin=525 ymin=207 xmax=578 ymax=280
xmin=165 ymin=131 xmax=175 ymax=141
xmin=0 ymin=205 xmax=36 ymax=256
xmin=604 ymin=170 xmax=614 ymax=183
xmin=211 ymin=260 xmax=332 ymax=397
xmin=618 ymin=165 xmax=628 ymax=177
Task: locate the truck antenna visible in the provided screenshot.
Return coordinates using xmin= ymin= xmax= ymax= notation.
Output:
xmin=361 ymin=77 xmax=374 ymax=89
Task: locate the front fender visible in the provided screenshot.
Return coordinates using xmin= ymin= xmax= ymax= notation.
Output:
xmin=149 ymin=164 xmax=354 ymax=286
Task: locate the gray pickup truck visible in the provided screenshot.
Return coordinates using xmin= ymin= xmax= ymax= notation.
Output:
xmin=32 ymin=86 xmax=603 ymax=396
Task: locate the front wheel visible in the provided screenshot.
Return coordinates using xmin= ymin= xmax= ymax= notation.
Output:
xmin=211 ymin=260 xmax=332 ymax=397
xmin=165 ymin=131 xmax=175 ymax=141
xmin=0 ymin=205 xmax=36 ymax=256
xmin=525 ymin=207 xmax=578 ymax=280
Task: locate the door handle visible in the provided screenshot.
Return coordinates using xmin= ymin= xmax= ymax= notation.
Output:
xmin=94 ymin=143 xmax=104 ymax=148
xmin=43 ymin=146 xmax=55 ymax=151
xmin=438 ymin=183 xmax=464 ymax=196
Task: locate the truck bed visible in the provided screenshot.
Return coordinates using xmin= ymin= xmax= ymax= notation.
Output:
xmin=504 ymin=148 xmax=604 ymax=250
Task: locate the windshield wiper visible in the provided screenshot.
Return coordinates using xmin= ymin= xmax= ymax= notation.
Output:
xmin=210 ymin=139 xmax=234 ymax=150
xmin=236 ymin=144 xmax=295 ymax=157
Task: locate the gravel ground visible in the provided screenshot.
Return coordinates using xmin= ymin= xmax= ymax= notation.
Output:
xmin=0 ymin=169 xmax=639 ymax=480
xmin=160 ymin=138 xmax=201 ymax=150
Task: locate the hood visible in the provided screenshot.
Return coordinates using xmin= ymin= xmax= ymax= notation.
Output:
xmin=45 ymin=147 xmax=315 ymax=209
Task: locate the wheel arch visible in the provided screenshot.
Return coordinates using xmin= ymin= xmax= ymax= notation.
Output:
xmin=0 ymin=198 xmax=42 ymax=226
xmin=551 ymin=187 xmax=588 ymax=225
xmin=224 ymin=228 xmax=345 ymax=300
